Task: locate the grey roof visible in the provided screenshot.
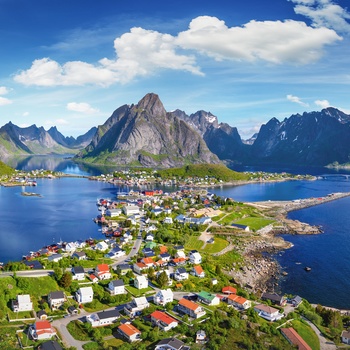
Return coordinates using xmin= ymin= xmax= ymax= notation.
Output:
xmin=49 ymin=291 xmax=65 ymax=300
xmin=262 ymin=292 xmax=284 ymax=303
xmin=155 ymin=337 xmax=185 ymax=350
xmin=38 ymin=340 xmax=63 ymax=350
xmin=111 ymin=279 xmax=124 ymax=287
xmin=72 ymin=266 xmax=84 ymax=274
xmin=176 ymin=267 xmax=187 ymax=274
xmin=97 ymin=309 xmax=120 ymax=320
xmin=117 ymin=264 xmax=131 ymax=270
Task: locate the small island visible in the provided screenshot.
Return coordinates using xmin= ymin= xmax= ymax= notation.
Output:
xmin=21 ymin=191 xmax=42 ymax=197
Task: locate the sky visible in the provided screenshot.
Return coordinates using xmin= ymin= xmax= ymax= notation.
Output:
xmin=0 ymin=0 xmax=350 ymax=139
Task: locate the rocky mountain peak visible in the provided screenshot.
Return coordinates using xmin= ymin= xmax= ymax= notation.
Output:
xmin=136 ymin=93 xmax=166 ymax=116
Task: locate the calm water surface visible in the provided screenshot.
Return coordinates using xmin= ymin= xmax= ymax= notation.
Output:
xmin=2 ymin=156 xmax=350 ymax=308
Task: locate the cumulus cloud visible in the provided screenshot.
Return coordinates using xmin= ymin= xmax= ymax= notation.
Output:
xmin=291 ymin=0 xmax=350 ymax=33
xmin=22 ymin=112 xmax=29 ymax=117
xmin=0 ymin=86 xmax=10 ymax=95
xmin=287 ymin=94 xmax=309 ymax=106
xmin=315 ymin=99 xmax=331 ymax=108
xmin=67 ymin=102 xmax=99 ymax=114
xmin=13 ymin=15 xmax=342 ymax=86
xmin=0 ymin=97 xmax=12 ymax=106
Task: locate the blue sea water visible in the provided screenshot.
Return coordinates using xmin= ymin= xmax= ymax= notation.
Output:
xmin=2 ymin=156 xmax=350 ymax=308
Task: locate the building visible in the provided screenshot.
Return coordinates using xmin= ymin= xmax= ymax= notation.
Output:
xmin=115 ymin=263 xmax=132 ymax=275
xmin=150 ymin=310 xmax=178 ymax=331
xmin=291 ymin=295 xmax=303 ymax=307
xmin=95 ymin=264 xmax=112 ymax=280
xmin=281 ymin=328 xmax=312 ymax=350
xmin=254 ymin=304 xmax=284 ymax=322
xmin=261 ymin=292 xmax=286 ymax=306
xmin=189 ymin=250 xmax=202 ymax=264
xmin=72 ymin=251 xmax=87 ymax=260
xmin=341 ymin=330 xmax=350 ymax=345
xmin=154 ymin=337 xmax=191 ymax=350
xmin=86 ymin=309 xmax=120 ymax=327
xmin=118 ymin=322 xmax=141 ymax=342
xmin=106 ymin=208 xmax=122 ymax=217
xmin=134 ymin=275 xmax=148 ymax=289
xmin=178 ymin=298 xmax=206 ymax=319
xmin=153 ymin=289 xmax=174 ymax=306
xmin=76 ymin=287 xmax=93 ymax=304
xmin=124 ymin=297 xmax=150 ymax=317
xmin=122 ymin=205 xmax=140 ymax=216
xmin=108 ymin=279 xmax=125 ymax=295
xmin=227 ymin=294 xmax=251 ymax=310
xmin=38 ymin=340 xmax=63 ymax=350
xmin=96 ymin=241 xmax=109 ymax=251
xmin=29 ymin=320 xmax=56 ymax=340
xmin=222 ymin=286 xmax=237 ymax=295
xmin=71 ymin=266 xmax=85 ymax=280
xmin=12 ymin=294 xmax=33 ymax=312
xmin=197 ymin=291 xmax=220 ymax=306
xmin=48 ymin=291 xmax=65 ymax=310
xmin=191 ymin=265 xmax=205 ymax=278
xmin=174 ymin=268 xmax=189 ymax=281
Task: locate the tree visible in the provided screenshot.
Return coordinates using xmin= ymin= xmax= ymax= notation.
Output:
xmin=53 ymin=266 xmax=63 ymax=281
xmin=60 ymin=271 xmax=72 ymax=289
xmin=156 ymin=271 xmax=169 ymax=288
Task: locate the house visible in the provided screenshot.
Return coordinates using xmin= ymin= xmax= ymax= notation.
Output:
xmin=341 ymin=330 xmax=350 ymax=345
xmin=12 ymin=294 xmax=33 ymax=312
xmin=48 ymin=253 xmax=63 ymax=262
xmin=254 ymin=304 xmax=284 ymax=321
xmin=281 ymin=328 xmax=312 ymax=350
xmin=145 ymin=233 xmax=154 ymax=241
xmin=76 ymin=287 xmax=93 ymax=304
xmin=231 ymin=223 xmax=250 ymax=231
xmin=141 ymin=257 xmax=156 ymax=267
xmin=134 ymin=275 xmax=148 ymax=289
xmin=222 ymin=286 xmax=237 ymax=295
xmin=291 ymin=295 xmax=303 ymax=307
xmin=151 ymin=310 xmax=178 ymax=331
xmin=106 ymin=208 xmax=122 ymax=217
xmin=191 ymin=265 xmax=205 ymax=278
xmin=211 ymin=278 xmax=218 ymax=285
xmin=118 ymin=322 xmax=141 ymax=342
xmin=96 ymin=241 xmax=109 ymax=251
xmin=154 ymin=337 xmax=191 ymax=350
xmin=227 ymin=294 xmax=251 ymax=310
xmin=37 ymin=310 xmax=48 ymax=320
xmin=158 ymin=252 xmax=171 ymax=262
xmin=124 ymin=297 xmax=150 ymax=317
xmin=86 ymin=309 xmax=120 ymax=327
xmin=68 ymin=305 xmax=78 ymax=315
xmin=64 ymin=242 xmax=77 ymax=253
xmin=48 ymin=291 xmax=65 ymax=310
xmin=105 ymin=246 xmax=125 ymax=259
xmin=29 ymin=320 xmax=56 ymax=340
xmin=71 ymin=266 xmax=85 ymax=281
xmin=108 ymin=280 xmax=125 ymax=295
xmin=189 ymin=250 xmax=202 ymax=264
xmin=171 ymin=257 xmax=187 ymax=266
xmin=142 ymin=248 xmax=155 ymax=258
xmin=175 ymin=250 xmax=186 ymax=259
xmin=115 ymin=264 xmax=132 ymax=275
xmin=178 ymin=298 xmax=206 ymax=319
xmin=88 ymin=274 xmax=99 ymax=283
xmin=196 ymin=330 xmax=208 ymax=344
xmin=72 ymin=251 xmax=87 ymax=260
xmin=122 ymin=205 xmax=140 ymax=216
xmin=163 ymin=217 xmax=173 ymax=224
xmin=174 ymin=268 xmax=189 ymax=281
xmin=261 ymin=292 xmax=287 ymax=306
xmin=153 ymin=289 xmax=174 ymax=306
xmin=38 ymin=340 xmax=63 ymax=350
xmin=197 ymin=291 xmax=220 ymax=306
xmin=95 ymin=264 xmax=112 ymax=280
xmin=133 ymin=262 xmax=149 ymax=275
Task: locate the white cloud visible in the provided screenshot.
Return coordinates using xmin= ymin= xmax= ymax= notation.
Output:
xmin=0 ymin=86 xmax=10 ymax=95
xmin=13 ymin=15 xmax=342 ymax=87
xmin=291 ymin=0 xmax=350 ymax=33
xmin=315 ymin=99 xmax=331 ymax=108
xmin=67 ymin=102 xmax=99 ymax=114
xmin=55 ymin=119 xmax=69 ymax=125
xmin=0 ymin=97 xmax=12 ymax=106
xmin=22 ymin=112 xmax=29 ymax=117
xmin=287 ymin=94 xmax=309 ymax=106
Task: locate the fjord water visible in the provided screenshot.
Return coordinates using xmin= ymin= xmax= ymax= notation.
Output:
xmin=3 ymin=156 xmax=350 ymax=309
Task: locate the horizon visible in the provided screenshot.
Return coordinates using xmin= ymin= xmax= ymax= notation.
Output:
xmin=0 ymin=0 xmax=349 ymax=137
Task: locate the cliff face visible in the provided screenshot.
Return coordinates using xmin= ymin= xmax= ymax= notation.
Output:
xmin=250 ymin=108 xmax=350 ymax=165
xmin=76 ymin=93 xmax=220 ymax=167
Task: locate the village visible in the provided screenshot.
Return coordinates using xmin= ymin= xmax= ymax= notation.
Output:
xmin=1 ymin=170 xmax=350 ymax=350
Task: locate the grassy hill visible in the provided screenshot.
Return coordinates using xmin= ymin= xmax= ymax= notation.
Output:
xmin=0 ymin=160 xmax=14 ymax=176
xmin=156 ymin=163 xmax=249 ymax=181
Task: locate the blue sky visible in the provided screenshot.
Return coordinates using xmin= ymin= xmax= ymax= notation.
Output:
xmin=0 ymin=0 xmax=349 ymax=138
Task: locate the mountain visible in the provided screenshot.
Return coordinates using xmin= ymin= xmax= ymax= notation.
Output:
xmin=173 ymin=109 xmax=248 ymax=162
xmin=76 ymin=93 xmax=220 ymax=167
xmin=48 ymin=126 xmax=97 ymax=148
xmin=250 ymin=107 xmax=350 ymax=166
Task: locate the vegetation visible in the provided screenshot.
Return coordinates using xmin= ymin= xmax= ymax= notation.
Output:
xmin=0 ymin=160 xmax=14 ymax=177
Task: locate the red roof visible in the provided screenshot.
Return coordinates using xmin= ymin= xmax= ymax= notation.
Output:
xmin=35 ymin=320 xmax=52 ymax=331
xmin=228 ymin=294 xmax=247 ymax=305
xmin=222 ymin=286 xmax=237 ymax=294
xmin=179 ymin=298 xmax=200 ymax=311
xmin=151 ymin=310 xmax=177 ymax=325
xmin=96 ymin=264 xmax=109 ymax=273
xmin=193 ymin=265 xmax=204 ymax=275
xmin=119 ymin=323 xmax=141 ymax=337
xmin=281 ymin=328 xmax=312 ymax=350
xmin=142 ymin=257 xmax=155 ymax=265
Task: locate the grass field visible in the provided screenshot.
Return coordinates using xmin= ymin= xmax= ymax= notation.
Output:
xmin=202 ymin=237 xmax=229 ymax=254
xmin=233 ymin=217 xmax=275 ymax=231
xmin=291 ymin=319 xmax=320 ymax=350
xmin=184 ymin=236 xmax=204 ymax=251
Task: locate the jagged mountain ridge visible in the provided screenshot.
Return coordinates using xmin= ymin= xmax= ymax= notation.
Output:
xmin=76 ymin=93 xmax=220 ymax=167
xmin=48 ymin=126 xmax=97 ymax=148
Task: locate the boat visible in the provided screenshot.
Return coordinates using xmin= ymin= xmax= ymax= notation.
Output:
xmin=304 ymin=266 xmax=311 ymax=272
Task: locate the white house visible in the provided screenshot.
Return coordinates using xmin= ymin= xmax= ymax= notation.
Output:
xmin=29 ymin=320 xmax=56 ymax=340
xmin=197 ymin=291 xmax=220 ymax=306
xmin=96 ymin=241 xmax=109 ymax=251
xmin=178 ymin=298 xmax=206 ymax=319
xmin=48 ymin=291 xmax=65 ymax=310
xmin=12 ymin=294 xmax=33 ymax=312
xmin=71 ymin=266 xmax=85 ymax=281
xmin=76 ymin=287 xmax=93 ymax=304
xmin=227 ymin=295 xmax=251 ymax=310
xmin=174 ymin=267 xmax=189 ymax=281
xmin=122 ymin=205 xmax=140 ymax=216
xmin=153 ymin=289 xmax=174 ymax=306
xmin=94 ymin=264 xmax=112 ymax=280
xmin=72 ymin=251 xmax=87 ymax=260
xmin=86 ymin=309 xmax=120 ymax=327
xmin=163 ymin=217 xmax=173 ymax=224
xmin=64 ymin=242 xmax=77 ymax=253
xmin=189 ymin=250 xmax=202 ymax=264
xmin=108 ymin=280 xmax=125 ymax=295
xmin=341 ymin=330 xmax=350 ymax=345
xmin=48 ymin=253 xmax=63 ymax=263
xmin=134 ymin=275 xmax=148 ymax=289
xmin=106 ymin=208 xmax=122 ymax=217
xmin=118 ymin=322 xmax=141 ymax=342
xmin=254 ymin=304 xmax=284 ymax=321
xmin=150 ymin=310 xmax=178 ymax=331
xmin=124 ymin=297 xmax=149 ymax=317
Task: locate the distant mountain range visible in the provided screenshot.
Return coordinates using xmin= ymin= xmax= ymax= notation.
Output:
xmin=1 ymin=93 xmax=350 ymax=168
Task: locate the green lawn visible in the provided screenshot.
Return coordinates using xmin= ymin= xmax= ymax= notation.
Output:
xmin=125 ymin=285 xmax=153 ymax=297
xmin=291 ymin=319 xmax=320 ymax=350
xmin=184 ymin=236 xmax=204 ymax=251
xmin=233 ymin=217 xmax=275 ymax=231
xmin=202 ymin=237 xmax=229 ymax=254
